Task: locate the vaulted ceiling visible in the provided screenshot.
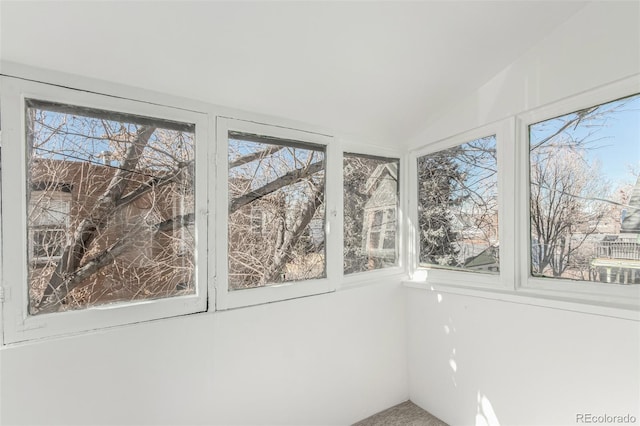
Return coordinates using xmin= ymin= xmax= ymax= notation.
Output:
xmin=1 ymin=1 xmax=587 ymax=145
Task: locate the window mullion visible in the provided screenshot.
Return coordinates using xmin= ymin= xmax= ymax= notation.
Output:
xmin=497 ymin=117 xmax=517 ymax=290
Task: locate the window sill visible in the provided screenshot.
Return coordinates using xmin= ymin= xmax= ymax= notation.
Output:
xmin=341 ymin=267 xmax=407 ymax=289
xmin=403 ymin=280 xmax=640 ymax=321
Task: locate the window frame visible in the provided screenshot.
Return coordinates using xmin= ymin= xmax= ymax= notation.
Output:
xmin=0 ymin=76 xmax=210 ymax=344
xmin=516 ymin=76 xmax=640 ymax=310
xmin=215 ymin=117 xmax=339 ymax=310
xmin=409 ymin=118 xmax=516 ymax=291
xmin=407 ymin=76 xmax=640 ymax=318
xmin=342 ymin=149 xmax=403 ymax=279
xmin=340 ymin=143 xmax=405 ymax=286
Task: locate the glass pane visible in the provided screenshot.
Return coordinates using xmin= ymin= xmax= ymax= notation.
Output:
xmin=31 ymin=229 xmax=66 ymax=259
xmin=529 ymin=93 xmax=640 ymax=284
xmin=26 ymin=100 xmax=196 ymax=315
xmin=369 ymin=231 xmax=381 ymax=250
xmin=371 ymin=210 xmax=384 ymax=228
xmin=228 ymin=131 xmax=326 ymax=290
xmin=343 ymin=154 xmax=399 ymax=274
xmin=29 ymin=195 xmax=69 ymax=226
xmin=417 ymin=136 xmax=499 ymax=273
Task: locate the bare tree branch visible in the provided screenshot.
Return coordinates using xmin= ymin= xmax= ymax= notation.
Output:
xmin=264 ymin=188 xmax=324 ymax=283
xmin=116 ymin=161 xmax=192 ymax=208
xmin=229 ymin=145 xmax=285 ymax=169
xmin=37 ymin=213 xmax=195 ymax=311
xmin=229 ymin=160 xmax=323 ymax=213
xmin=39 ymin=126 xmax=156 ymax=307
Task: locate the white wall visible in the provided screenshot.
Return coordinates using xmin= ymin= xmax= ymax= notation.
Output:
xmin=407 ymin=288 xmax=640 ymax=426
xmin=406 ymin=3 xmax=640 ymax=425
xmin=1 ymin=279 xmax=408 ymax=425
xmin=406 ymin=1 xmax=640 ymax=147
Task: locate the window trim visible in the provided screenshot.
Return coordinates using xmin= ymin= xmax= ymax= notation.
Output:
xmin=0 ymin=76 xmax=210 ymax=344
xmin=515 ymin=75 xmax=640 ymax=311
xmin=215 ymin=117 xmax=338 ymax=310
xmin=409 ymin=118 xmax=516 ymax=291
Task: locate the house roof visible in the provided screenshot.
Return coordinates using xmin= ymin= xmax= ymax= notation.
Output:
xmin=363 ymin=163 xmax=399 ymax=211
xmin=365 ymin=163 xmax=398 ymax=194
xmin=463 ymin=246 xmax=499 ymax=268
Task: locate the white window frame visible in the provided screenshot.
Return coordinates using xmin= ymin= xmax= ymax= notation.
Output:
xmin=338 ymin=140 xmax=408 ymax=288
xmin=408 ymin=118 xmax=516 ymax=291
xmin=406 ymin=76 xmax=639 ymax=319
xmin=0 ymin=76 xmax=210 ymax=344
xmin=215 ymin=117 xmax=339 ymax=310
xmin=516 ymin=76 xmax=640 ymax=310
xmin=341 ymin=147 xmax=404 ymax=282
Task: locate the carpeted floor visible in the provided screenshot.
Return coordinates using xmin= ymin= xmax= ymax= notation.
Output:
xmin=353 ymin=400 xmax=448 ymax=426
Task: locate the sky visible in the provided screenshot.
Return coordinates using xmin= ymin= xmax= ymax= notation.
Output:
xmin=530 ymin=93 xmax=640 ymax=188
xmin=590 ymin=97 xmax=640 ymax=185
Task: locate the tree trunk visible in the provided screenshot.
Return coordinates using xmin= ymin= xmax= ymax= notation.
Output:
xmin=38 ymin=126 xmax=156 ymax=309
xmin=264 ymin=188 xmax=324 ymax=283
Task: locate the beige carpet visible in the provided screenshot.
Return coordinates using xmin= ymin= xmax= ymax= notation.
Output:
xmin=353 ymin=400 xmax=448 ymax=426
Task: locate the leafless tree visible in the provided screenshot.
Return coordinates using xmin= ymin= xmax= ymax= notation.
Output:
xmin=418 ymin=96 xmax=638 ymax=278
xmin=29 ymin=106 xmax=332 ymax=309
xmin=530 ymin=147 xmax=609 ymax=277
xmin=528 ymin=97 xmax=638 ymax=280
xmin=418 ymin=136 xmax=498 ymax=268
xmin=28 ymin=104 xmax=196 ymax=313
xmin=227 ymin=138 xmax=326 ymax=289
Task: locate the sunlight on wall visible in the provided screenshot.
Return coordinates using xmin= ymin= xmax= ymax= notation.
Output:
xmin=476 ymin=392 xmax=500 ymax=426
xmin=449 ymin=359 xmax=457 ymax=373
xmin=443 ymin=310 xmax=459 ymax=389
xmin=413 ymin=269 xmax=428 ymax=281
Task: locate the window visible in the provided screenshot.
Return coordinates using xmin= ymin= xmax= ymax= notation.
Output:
xmin=417 ymin=136 xmax=499 ymax=273
xmin=28 ymin=188 xmax=71 ymax=264
xmin=1 ymin=77 xmax=208 ymax=343
xmin=410 ymin=118 xmax=515 ymax=289
xmin=227 ymin=131 xmax=326 ymax=289
xmin=410 ymin=77 xmax=638 ymax=315
xmin=514 ymin=80 xmax=640 ymax=313
xmin=528 ymin=93 xmax=640 ymax=285
xmin=343 ymin=153 xmax=400 ymax=274
xmin=25 ymin=99 xmax=197 ymax=314
xmin=216 ymin=118 xmax=336 ymax=309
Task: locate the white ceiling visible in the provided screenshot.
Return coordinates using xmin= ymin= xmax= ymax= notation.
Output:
xmin=1 ymin=1 xmax=587 ymax=145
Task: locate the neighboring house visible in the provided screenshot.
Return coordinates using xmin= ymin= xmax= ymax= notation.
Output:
xmin=362 ymin=162 xmax=398 ymax=266
xmin=454 ymin=199 xmax=499 ymax=265
xmin=28 ymin=156 xmax=193 ymax=310
xmin=463 ymin=245 xmax=499 ymax=272
xmin=591 ymin=175 xmax=640 ymax=284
